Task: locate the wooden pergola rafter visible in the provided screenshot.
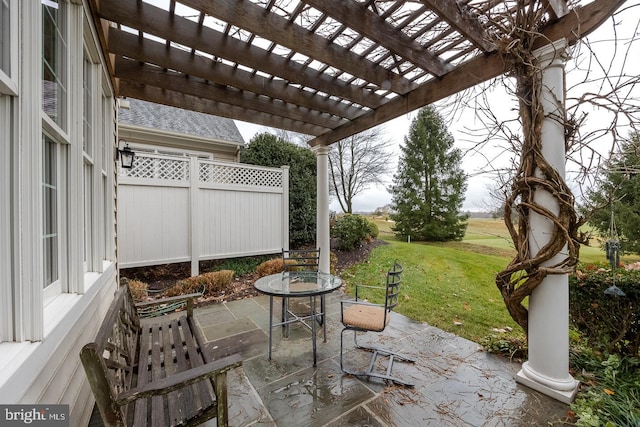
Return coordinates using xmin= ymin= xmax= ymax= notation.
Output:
xmin=89 ymin=0 xmax=622 ymax=147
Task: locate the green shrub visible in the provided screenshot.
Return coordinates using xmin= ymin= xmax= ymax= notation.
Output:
xmin=367 ymin=220 xmax=379 ymax=239
xmin=570 ymin=351 xmax=640 ymax=426
xmin=480 ymin=332 xmax=528 ymax=361
xmin=205 ymin=255 xmax=272 ymax=276
xmin=240 ymin=133 xmax=317 ymax=247
xmin=331 ymin=214 xmax=373 ymax=250
xmin=569 ymin=264 xmax=640 ymax=357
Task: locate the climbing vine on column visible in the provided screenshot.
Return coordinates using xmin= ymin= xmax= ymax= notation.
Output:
xmin=490 ymin=2 xmax=586 ymax=335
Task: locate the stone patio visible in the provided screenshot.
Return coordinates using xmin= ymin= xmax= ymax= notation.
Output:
xmin=194 ymin=292 xmax=573 ymax=426
xmin=88 ymin=290 xmax=574 ymax=426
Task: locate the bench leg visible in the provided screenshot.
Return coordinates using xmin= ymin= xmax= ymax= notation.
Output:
xmin=215 ymin=371 xmax=229 ymax=427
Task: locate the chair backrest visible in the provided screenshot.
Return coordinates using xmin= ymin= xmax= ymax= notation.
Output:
xmin=282 ymin=248 xmax=320 ymax=272
xmin=384 ymin=261 xmax=403 ymax=313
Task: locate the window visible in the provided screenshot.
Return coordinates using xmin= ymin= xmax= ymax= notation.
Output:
xmin=42 ymin=0 xmax=67 ymax=130
xmin=42 ymin=135 xmax=60 ymax=301
xmin=0 ymin=0 xmax=10 ymax=76
xmin=83 ymin=57 xmax=93 ymax=271
xmin=0 ymin=0 xmax=17 ymax=95
xmin=101 ymin=92 xmax=114 ymax=261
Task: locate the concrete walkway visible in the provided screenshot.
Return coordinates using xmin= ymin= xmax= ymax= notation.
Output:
xmin=195 ymin=292 xmax=573 ymax=426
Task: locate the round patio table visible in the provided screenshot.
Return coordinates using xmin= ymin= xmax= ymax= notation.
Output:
xmin=254 ymin=271 xmax=342 ymax=366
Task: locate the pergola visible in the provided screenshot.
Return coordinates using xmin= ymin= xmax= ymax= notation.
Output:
xmin=88 ymin=0 xmax=625 ymax=403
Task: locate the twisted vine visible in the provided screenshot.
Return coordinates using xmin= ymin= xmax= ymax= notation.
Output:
xmin=492 ymin=1 xmax=587 ymax=335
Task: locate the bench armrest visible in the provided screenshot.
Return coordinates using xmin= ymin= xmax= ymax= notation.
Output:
xmin=116 ymin=353 xmax=242 ymax=406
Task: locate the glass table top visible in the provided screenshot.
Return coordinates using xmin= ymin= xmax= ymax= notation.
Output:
xmin=253 ymin=271 xmax=342 ymax=297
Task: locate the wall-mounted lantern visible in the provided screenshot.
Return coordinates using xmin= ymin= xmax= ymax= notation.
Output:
xmin=118 ymin=140 xmax=135 ymax=169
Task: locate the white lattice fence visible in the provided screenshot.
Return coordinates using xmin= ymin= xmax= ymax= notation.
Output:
xmin=199 ymin=161 xmax=282 ymax=187
xmin=118 ymin=154 xmax=289 ymax=274
xmin=120 ymin=153 xmax=190 ymax=181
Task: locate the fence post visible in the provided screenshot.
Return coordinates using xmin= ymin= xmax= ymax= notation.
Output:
xmin=190 ymin=156 xmax=200 ymax=276
xmin=282 ymin=166 xmax=290 ymax=251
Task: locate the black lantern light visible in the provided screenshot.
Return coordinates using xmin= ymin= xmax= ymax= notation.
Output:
xmin=118 ymin=140 xmax=135 ymax=169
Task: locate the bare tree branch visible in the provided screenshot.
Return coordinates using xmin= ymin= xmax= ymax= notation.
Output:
xmin=329 ymin=127 xmax=394 ymax=213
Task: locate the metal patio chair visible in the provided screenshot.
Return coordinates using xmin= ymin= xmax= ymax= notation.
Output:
xmin=281 ymin=248 xmax=326 ymax=337
xmin=339 ymin=261 xmax=415 ymax=386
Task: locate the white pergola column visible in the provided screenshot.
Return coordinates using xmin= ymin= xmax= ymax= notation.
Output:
xmin=312 ymin=145 xmax=331 ymax=273
xmin=516 ymin=38 xmax=579 ymax=404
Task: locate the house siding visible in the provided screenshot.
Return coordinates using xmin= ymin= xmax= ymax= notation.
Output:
xmin=0 ymin=2 xmax=119 ymax=425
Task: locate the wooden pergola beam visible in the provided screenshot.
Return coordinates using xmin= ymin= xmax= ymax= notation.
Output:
xmin=97 ymin=0 xmax=384 ymax=109
xmin=114 ymin=58 xmax=347 ymax=130
xmin=308 ymin=0 xmax=626 ymax=147
xmin=420 ymin=0 xmax=496 ymax=52
xmin=180 ymin=0 xmax=416 ymax=94
xmin=304 ymin=0 xmax=453 ymax=77
xmin=108 ymin=29 xmax=364 ymax=121
xmin=309 ymin=50 xmax=507 ymax=146
xmin=118 ymin=81 xmax=330 ymax=137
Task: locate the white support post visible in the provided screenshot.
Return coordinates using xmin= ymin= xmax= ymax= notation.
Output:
xmin=189 ymin=156 xmax=200 ymax=276
xmin=516 ymin=38 xmax=579 ymax=403
xmin=312 ymin=146 xmax=331 ymax=273
xmin=281 ymin=166 xmax=290 ymax=251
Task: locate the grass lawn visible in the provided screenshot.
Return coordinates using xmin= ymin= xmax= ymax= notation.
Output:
xmin=341 ymin=239 xmax=518 ymax=343
xmin=461 ymin=218 xmax=640 ymax=265
xmin=348 ymin=217 xmax=640 ymax=344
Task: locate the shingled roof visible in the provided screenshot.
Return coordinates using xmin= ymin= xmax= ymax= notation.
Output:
xmin=118 ymin=98 xmax=245 ymax=144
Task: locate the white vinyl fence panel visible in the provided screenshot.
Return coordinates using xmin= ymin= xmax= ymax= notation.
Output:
xmin=117 ymin=153 xmax=289 ymax=275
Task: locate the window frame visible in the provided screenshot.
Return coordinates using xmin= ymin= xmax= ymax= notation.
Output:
xmin=82 ymin=55 xmax=94 ymax=272
xmin=41 ymin=0 xmax=68 ymax=132
xmin=41 ymin=0 xmax=70 ymax=304
xmin=0 ymin=0 xmax=18 ymax=95
xmin=42 ymin=131 xmax=69 ymax=305
xmin=0 ymin=96 xmax=12 ymax=341
xmin=101 ymin=84 xmax=115 ymax=263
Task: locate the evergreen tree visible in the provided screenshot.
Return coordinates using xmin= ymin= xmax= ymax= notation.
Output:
xmin=389 ymin=106 xmax=468 ymax=241
xmin=240 ymin=132 xmax=317 ymax=247
xmin=583 ymin=133 xmax=640 ymax=254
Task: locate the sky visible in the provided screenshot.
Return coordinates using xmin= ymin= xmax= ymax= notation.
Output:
xmin=234 ymin=3 xmax=640 ymax=214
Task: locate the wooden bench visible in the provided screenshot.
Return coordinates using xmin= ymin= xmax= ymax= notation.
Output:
xmin=80 ymin=284 xmax=242 ymax=427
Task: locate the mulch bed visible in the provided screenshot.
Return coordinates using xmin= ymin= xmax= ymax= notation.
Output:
xmin=121 ymin=239 xmax=387 ymax=306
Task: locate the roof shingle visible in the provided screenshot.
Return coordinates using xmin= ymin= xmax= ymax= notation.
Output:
xmin=118 ymin=98 xmax=245 ymax=144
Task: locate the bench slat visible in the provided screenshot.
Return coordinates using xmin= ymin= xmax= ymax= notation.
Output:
xmin=150 ymin=324 xmax=164 ymax=426
xmin=162 ymin=321 xmax=181 ymax=425
xmin=133 ymin=324 xmax=151 ymax=426
xmin=171 ymin=319 xmax=196 ymax=419
xmin=181 ymin=317 xmax=214 ymax=413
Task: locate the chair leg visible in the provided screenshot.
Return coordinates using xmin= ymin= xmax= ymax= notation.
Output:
xmin=340 ymin=328 xmax=416 ymax=387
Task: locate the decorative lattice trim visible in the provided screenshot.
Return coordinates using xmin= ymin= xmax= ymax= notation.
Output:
xmin=120 ymin=153 xmax=189 ymax=181
xmin=199 ymin=161 xmax=282 ymax=187
xmin=120 ymin=153 xmax=283 ymax=187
